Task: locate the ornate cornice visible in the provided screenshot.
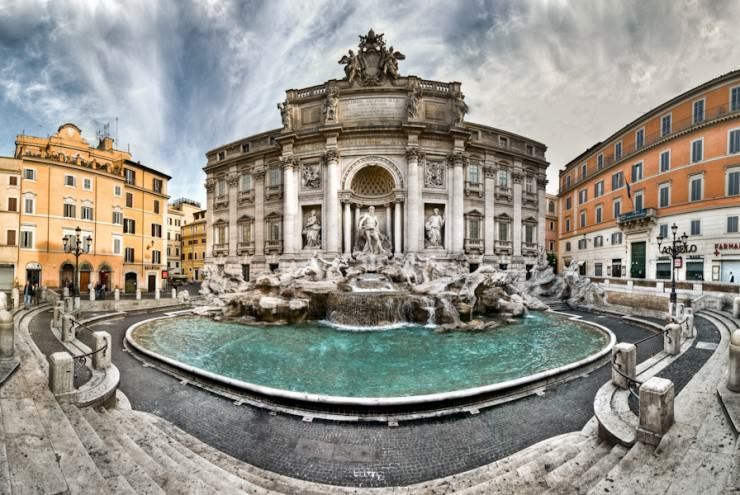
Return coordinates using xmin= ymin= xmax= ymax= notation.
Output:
xmin=448 ymin=152 xmax=466 ymax=167
xmin=406 ymin=148 xmax=421 ymax=161
xmin=204 ymin=178 xmax=216 ymax=192
xmin=227 ymin=171 xmax=240 ymax=185
xmin=253 ymin=170 xmax=266 ymax=181
xmin=483 ymin=165 xmax=496 ymax=179
xmin=279 ymin=155 xmax=299 ymax=170
xmin=512 ymin=171 xmax=523 ymax=184
xmin=323 ymin=149 xmax=339 ymax=163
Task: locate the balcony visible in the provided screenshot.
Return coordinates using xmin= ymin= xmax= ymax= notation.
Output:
xmin=237 ymin=241 xmax=255 ymax=255
xmin=495 ymin=186 xmax=512 ymax=202
xmin=464 ymin=238 xmax=484 ymax=254
xmin=464 ymin=181 xmax=483 ymax=198
xmin=212 ymin=243 xmax=228 ymax=256
xmin=523 ymin=189 xmax=537 ymax=206
xmin=238 ymin=190 xmax=254 ymax=204
xmin=523 ymin=242 xmax=538 ymax=256
xmin=214 ymin=195 xmax=229 ymax=210
xmin=265 ymin=184 xmax=283 ymax=201
xmin=494 ymin=240 xmax=512 ymax=255
xmin=617 ymin=208 xmax=657 ymax=231
xmin=265 ymin=239 xmax=283 ymax=254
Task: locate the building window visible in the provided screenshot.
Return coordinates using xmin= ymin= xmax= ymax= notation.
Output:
xmin=7 ymin=197 xmax=17 ymax=212
xmin=612 ymin=171 xmax=624 ymax=190
xmin=565 ymin=218 xmax=571 ymax=233
xmin=63 ymin=175 xmax=76 ymax=187
xmin=498 ymin=222 xmax=509 ymax=241
xmin=661 ymin=114 xmax=672 ymax=137
xmin=125 ymin=192 xmax=133 ymax=208
xmin=217 ymin=151 xmax=225 ymax=161
xmin=635 ymin=128 xmax=645 ymax=149
xmin=690 ymin=175 xmax=703 ymax=202
xmin=113 ymin=236 xmax=122 ymax=255
xmin=595 ymin=205 xmax=603 ymax=224
xmin=634 ymin=191 xmax=644 ymax=210
xmin=217 ymin=179 xmax=227 ymax=196
xmin=565 ymin=197 xmax=572 ymax=210
xmin=565 ymin=241 xmax=571 ymax=252
xmin=595 ymin=263 xmax=603 ymax=276
xmin=613 ymin=199 xmax=621 ymax=219
xmin=114 ymin=185 xmax=122 ymax=197
xmin=686 ymin=261 xmax=704 ymax=281
xmin=614 ymin=142 xmax=622 ymax=160
xmin=611 ymin=232 xmax=622 ymax=244
xmin=578 ymin=189 xmax=587 ymax=204
xmin=564 ymin=175 xmax=571 ymax=190
xmin=693 ymin=99 xmax=705 ymax=124
xmin=241 ymin=174 xmax=253 ymax=191
xmin=658 ymin=184 xmax=670 ymax=208
xmin=269 ymin=168 xmax=281 ymax=186
xmin=241 ymin=143 xmax=250 ymax=153
xmin=152 ymin=178 xmax=163 ymax=193
xmin=112 ymin=211 xmax=123 ymax=224
xmin=215 ymin=225 xmax=226 ymax=244
xmin=63 ymin=203 xmax=76 ymax=218
xmin=124 ymin=169 xmax=136 ymax=185
xmin=123 ymin=218 xmax=136 ymax=234
xmin=9 ymin=176 xmax=18 ymax=186
xmin=594 ymin=235 xmax=603 ymax=247
xmin=151 ymin=224 xmax=162 ymax=238
xmin=526 ymin=144 xmax=534 ymax=155
xmin=690 ymin=219 xmax=701 ymax=235
xmin=631 ymin=162 xmax=643 ymax=182
xmin=732 ymin=86 xmax=740 ymax=112
xmin=659 ymin=224 xmax=668 ymax=239
xmin=468 ymin=165 xmax=480 ymax=184
xmin=23 ymin=169 xmax=36 ymax=180
xmin=83 ymin=178 xmax=92 ymax=190
xmin=498 ymin=170 xmax=509 ymax=188
xmin=594 ymin=181 xmax=604 ymax=197
xmin=6 ymin=230 xmax=16 ymax=246
xmin=579 ymin=211 xmax=587 ymax=228
xmin=660 ymin=150 xmax=670 ymax=172
xmin=153 ymin=200 xmax=160 ymax=214
xmin=729 ymin=129 xmax=740 ymax=154
xmin=691 ymin=138 xmax=703 ymax=163
xmin=580 ymin=163 xmax=587 ymax=179
xmin=125 ymin=247 xmax=135 ymax=262
xmin=81 ymin=206 xmax=93 ymax=220
xmin=20 ymin=230 xmax=33 ymax=249
xmin=24 ymin=198 xmax=34 ymax=214
xmin=728 ymin=216 xmax=739 ymax=233
xmin=578 ymin=238 xmax=587 ymax=250
xmin=656 ymin=262 xmax=671 ymax=280
xmin=597 ymin=153 xmax=604 ymax=170
xmin=499 ymin=136 xmax=508 ymax=147
xmin=728 ymin=168 xmax=740 ymax=196
xmin=240 ymin=223 xmax=252 ymax=243
xmin=469 ymin=218 xmax=481 ymax=239
xmin=524 ymin=224 xmax=534 ymax=243
xmin=152 ymin=250 xmax=161 ymax=264
xmin=525 ymin=175 xmax=534 ymax=193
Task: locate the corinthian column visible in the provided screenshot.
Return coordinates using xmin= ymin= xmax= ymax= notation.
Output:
xmin=537 ymin=175 xmax=547 ymax=251
xmin=324 ymin=149 xmax=340 ymax=254
xmin=343 ymin=201 xmax=351 ymax=255
xmin=281 ymin=157 xmax=297 ymax=254
xmin=394 ymin=199 xmax=402 ymax=254
xmin=451 ymin=152 xmax=465 ymax=253
xmin=513 ymin=170 xmax=523 ymax=258
xmin=484 ymin=165 xmax=496 ymax=257
xmin=406 ymin=148 xmax=420 ymax=253
xmin=254 ymin=169 xmax=265 ymax=257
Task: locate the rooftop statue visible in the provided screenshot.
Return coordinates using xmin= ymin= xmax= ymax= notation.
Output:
xmin=338 ymin=29 xmax=405 ymax=86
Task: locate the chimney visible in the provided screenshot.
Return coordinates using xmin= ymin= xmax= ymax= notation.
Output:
xmin=98 ymin=136 xmax=114 ymax=151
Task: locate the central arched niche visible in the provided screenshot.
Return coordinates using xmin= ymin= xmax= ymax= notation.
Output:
xmin=350 ymin=165 xmax=395 ymax=198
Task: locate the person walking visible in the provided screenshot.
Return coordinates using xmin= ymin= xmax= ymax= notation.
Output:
xmin=731 ymin=272 xmax=735 ymax=283
xmin=22 ymin=280 xmax=33 ymax=309
xmin=32 ymin=283 xmax=40 ymax=306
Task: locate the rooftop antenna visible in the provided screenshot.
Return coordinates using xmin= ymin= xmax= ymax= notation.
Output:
xmin=115 ymin=116 xmax=119 ymax=146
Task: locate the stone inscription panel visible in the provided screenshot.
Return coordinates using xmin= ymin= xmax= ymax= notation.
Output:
xmin=425 ymin=102 xmax=447 ymax=122
xmin=301 ymin=105 xmax=321 ymax=125
xmin=339 ymin=96 xmax=406 ymax=121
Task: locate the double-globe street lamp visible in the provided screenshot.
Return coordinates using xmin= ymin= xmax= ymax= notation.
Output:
xmin=656 ymin=223 xmax=688 ymax=315
xmin=63 ymin=226 xmax=92 ymax=297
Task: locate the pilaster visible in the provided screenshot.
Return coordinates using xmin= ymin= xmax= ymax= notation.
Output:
xmin=406 ymin=148 xmax=421 ymax=253
xmin=484 ymin=165 xmax=496 ymax=257
xmin=324 ymin=149 xmax=340 ymax=254
xmin=512 ymin=170 xmax=523 ymax=258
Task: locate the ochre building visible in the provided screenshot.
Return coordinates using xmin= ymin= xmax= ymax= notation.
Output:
xmin=12 ymin=124 xmax=170 ymax=292
xmin=181 ymin=209 xmax=207 ymax=281
xmin=558 ymin=70 xmax=740 ymax=283
xmin=0 ymin=157 xmax=21 ymax=290
xmin=204 ymin=30 xmax=550 ymax=277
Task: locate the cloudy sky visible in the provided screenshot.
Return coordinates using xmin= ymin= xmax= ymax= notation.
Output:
xmin=1 ymin=0 xmax=738 ymax=203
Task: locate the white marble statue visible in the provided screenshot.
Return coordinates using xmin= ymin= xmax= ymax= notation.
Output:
xmin=425 ymin=208 xmax=445 ymax=248
xmin=303 ymin=210 xmax=321 ymax=248
xmin=358 ymin=206 xmax=386 ymax=254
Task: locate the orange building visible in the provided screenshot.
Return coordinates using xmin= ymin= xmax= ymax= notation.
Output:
xmin=181 ymin=209 xmax=207 ymax=281
xmin=545 ymin=193 xmax=558 ymax=267
xmin=558 ymin=70 xmax=740 ymax=283
xmin=13 ymin=124 xmax=170 ymax=292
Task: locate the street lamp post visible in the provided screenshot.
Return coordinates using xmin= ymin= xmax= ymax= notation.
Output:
xmin=656 ymin=223 xmax=688 ymax=316
xmin=63 ymin=226 xmax=92 ymax=297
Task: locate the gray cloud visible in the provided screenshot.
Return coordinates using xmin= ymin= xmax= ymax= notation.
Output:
xmin=1 ymin=0 xmax=739 ymax=202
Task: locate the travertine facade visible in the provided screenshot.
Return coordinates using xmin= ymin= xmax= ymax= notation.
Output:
xmin=204 ymin=30 xmax=549 ymax=276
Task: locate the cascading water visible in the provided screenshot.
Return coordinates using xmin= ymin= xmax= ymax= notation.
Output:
xmin=436 ymin=297 xmax=462 ymax=327
xmin=327 ymin=292 xmax=412 ymax=328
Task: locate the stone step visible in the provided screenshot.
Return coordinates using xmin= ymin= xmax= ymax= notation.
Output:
xmin=587 ymin=440 xmax=655 ymax=494
xmin=571 ymin=444 xmax=628 ymax=494
xmin=106 ymin=474 xmax=138 ymax=495
xmin=117 ymin=408 xmax=271 ymax=495
xmin=82 ymin=406 xmax=193 ymax=494
xmin=100 ymin=408 xmax=221 ymax=495
xmin=63 ymin=404 xmax=164 ymax=495
xmin=543 ymin=438 xmax=611 ymax=491
xmin=455 ymin=434 xmax=592 ymax=495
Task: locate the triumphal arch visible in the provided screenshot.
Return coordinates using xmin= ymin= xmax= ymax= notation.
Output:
xmin=204 ymin=29 xmax=549 ymax=276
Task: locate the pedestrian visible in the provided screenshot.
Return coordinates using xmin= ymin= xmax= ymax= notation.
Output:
xmin=22 ymin=280 xmax=33 ymax=309
xmin=32 ymin=283 xmax=39 ymax=305
xmin=731 ymin=272 xmax=735 ymax=283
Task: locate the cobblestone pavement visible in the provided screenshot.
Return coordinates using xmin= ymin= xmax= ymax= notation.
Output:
xmin=31 ymin=308 xmax=664 ymax=487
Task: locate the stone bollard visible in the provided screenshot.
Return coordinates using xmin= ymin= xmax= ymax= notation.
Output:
xmin=92 ymin=331 xmax=112 ymax=369
xmin=729 ymin=330 xmax=740 ymax=392
xmin=0 ymin=292 xmax=6 ymax=310
xmin=682 ymin=308 xmax=695 ymax=339
xmin=135 ymin=289 xmax=141 ymax=301
xmin=664 ymin=323 xmax=682 ymax=355
xmin=40 ymin=286 xmax=48 ymax=303
xmin=734 ymin=297 xmax=740 ymax=319
xmin=48 ymin=352 xmax=74 ymax=396
xmin=63 ymin=287 xmax=70 ymax=298
xmin=11 ymin=288 xmax=19 ymax=309
xmin=61 ymin=314 xmax=75 ymax=343
xmin=64 ymin=297 xmax=74 ymax=313
xmin=676 ymin=302 xmax=685 ymax=316
xmin=114 ymin=288 xmax=120 ymax=301
xmin=171 ymin=288 xmax=177 ymax=300
xmin=612 ymin=343 xmax=637 ymax=389
xmin=637 ymin=377 xmax=675 ymax=445
xmin=0 ymin=309 xmax=14 ymax=359
xmin=73 ymin=296 xmax=80 ymax=311
xmin=154 ymin=288 xmax=160 ymax=300
xmin=89 ymin=288 xmax=95 ymax=301
xmin=52 ymin=302 xmax=62 ymax=329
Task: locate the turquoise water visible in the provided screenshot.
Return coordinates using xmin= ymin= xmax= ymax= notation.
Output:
xmin=131 ymin=313 xmax=608 ymax=398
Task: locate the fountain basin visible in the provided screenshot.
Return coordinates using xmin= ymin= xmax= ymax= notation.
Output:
xmin=126 ymin=312 xmax=614 ymax=409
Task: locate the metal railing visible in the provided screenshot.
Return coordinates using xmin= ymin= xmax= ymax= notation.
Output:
xmin=69 ymin=318 xmax=108 ymax=369
xmin=611 ymin=324 xmax=675 ymax=399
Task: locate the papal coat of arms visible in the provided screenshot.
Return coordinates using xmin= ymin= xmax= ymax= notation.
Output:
xmin=338 ymin=29 xmax=406 ymax=86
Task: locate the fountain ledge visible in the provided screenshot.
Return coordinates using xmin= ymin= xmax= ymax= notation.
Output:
xmin=124 ymin=312 xmax=616 ymax=408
